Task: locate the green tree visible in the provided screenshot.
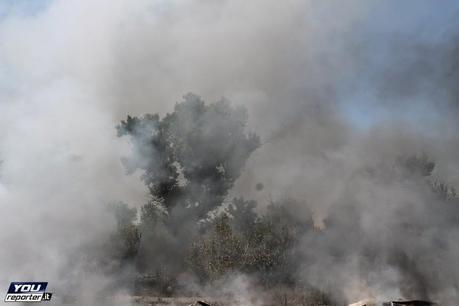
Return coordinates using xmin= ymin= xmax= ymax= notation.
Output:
xmin=188 ymin=201 xmax=312 ymax=286
xmin=117 ymin=94 xmax=260 ymax=273
xmin=108 ymin=202 xmax=141 ymax=262
xmin=240 ymin=201 xmax=310 ymax=286
xmin=189 ymin=214 xmax=243 ymax=281
xmin=117 ymin=93 xmax=260 ymax=223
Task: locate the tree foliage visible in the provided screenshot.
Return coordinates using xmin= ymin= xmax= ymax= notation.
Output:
xmin=116 ymin=94 xmax=260 ymax=274
xmin=108 ymin=202 xmax=141 ymax=262
xmin=117 ymin=93 xmax=260 ymax=222
xmin=188 ymin=200 xmax=312 ymax=286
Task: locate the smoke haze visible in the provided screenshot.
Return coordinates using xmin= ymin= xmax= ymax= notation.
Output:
xmin=1 ymin=0 xmax=459 ymax=305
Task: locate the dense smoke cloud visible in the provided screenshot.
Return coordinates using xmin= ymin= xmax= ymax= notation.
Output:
xmin=1 ymin=0 xmax=459 ymax=305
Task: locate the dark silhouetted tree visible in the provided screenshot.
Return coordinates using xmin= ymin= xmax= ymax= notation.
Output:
xmin=117 ymin=93 xmax=260 ymax=273
xmin=117 ymin=93 xmax=260 ymax=223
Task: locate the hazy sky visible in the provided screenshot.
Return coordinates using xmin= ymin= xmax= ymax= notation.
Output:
xmin=339 ymin=1 xmax=459 ymax=128
xmin=1 ymin=0 xmax=459 ymax=129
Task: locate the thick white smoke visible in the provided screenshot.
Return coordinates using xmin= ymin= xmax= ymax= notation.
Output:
xmin=1 ymin=0 xmax=459 ymax=305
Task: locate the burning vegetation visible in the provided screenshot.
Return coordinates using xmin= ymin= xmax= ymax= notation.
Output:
xmin=2 ymin=1 xmax=459 ymax=306
xmin=100 ymin=94 xmax=459 ymax=305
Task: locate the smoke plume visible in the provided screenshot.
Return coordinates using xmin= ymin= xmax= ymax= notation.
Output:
xmin=1 ymin=0 xmax=459 ymax=305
